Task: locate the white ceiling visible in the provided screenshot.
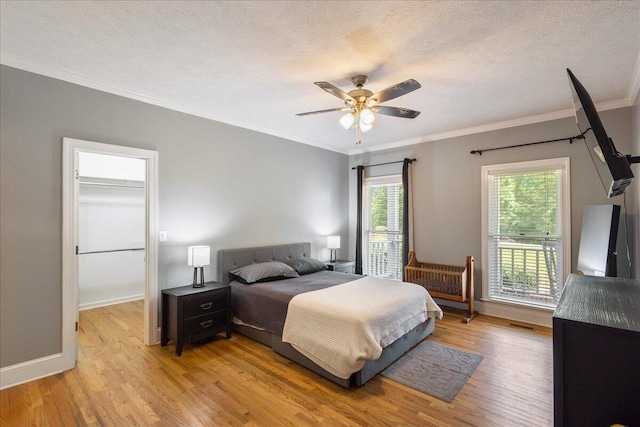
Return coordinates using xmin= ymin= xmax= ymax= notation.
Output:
xmin=1 ymin=1 xmax=639 ymax=155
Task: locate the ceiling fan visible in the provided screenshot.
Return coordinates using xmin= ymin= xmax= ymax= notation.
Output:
xmin=296 ymin=75 xmax=421 ymax=144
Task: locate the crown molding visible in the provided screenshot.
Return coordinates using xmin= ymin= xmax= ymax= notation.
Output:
xmin=348 ymin=99 xmax=632 ymax=155
xmin=2 ymin=55 xmax=633 ymax=158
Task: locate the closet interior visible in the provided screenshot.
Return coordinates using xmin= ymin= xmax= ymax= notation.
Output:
xmin=78 ymin=152 xmax=146 ymax=310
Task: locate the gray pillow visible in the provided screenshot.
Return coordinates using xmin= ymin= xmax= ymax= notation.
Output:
xmin=284 ymin=257 xmax=327 ymax=275
xmin=230 ymin=261 xmax=299 ymax=284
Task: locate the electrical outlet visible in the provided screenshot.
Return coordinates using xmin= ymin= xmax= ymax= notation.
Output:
xmin=159 ymin=230 xmax=167 ymax=242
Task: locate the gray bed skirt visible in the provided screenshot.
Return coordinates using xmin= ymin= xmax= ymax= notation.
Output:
xmin=233 ymin=318 xmax=434 ymax=388
xmin=218 ymin=242 xmax=436 ymax=388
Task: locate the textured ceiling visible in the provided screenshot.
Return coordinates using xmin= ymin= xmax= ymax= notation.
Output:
xmin=1 ymin=1 xmax=639 ymax=154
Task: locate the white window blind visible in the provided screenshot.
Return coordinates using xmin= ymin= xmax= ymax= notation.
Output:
xmin=484 ymin=159 xmax=569 ymax=308
xmin=364 ymin=175 xmax=403 ymax=280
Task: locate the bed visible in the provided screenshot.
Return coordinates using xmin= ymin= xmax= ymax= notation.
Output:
xmin=218 ymin=242 xmax=442 ymax=388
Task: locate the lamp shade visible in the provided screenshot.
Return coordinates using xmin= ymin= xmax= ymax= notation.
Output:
xmin=339 ymin=112 xmax=355 ymax=130
xmin=360 ymin=108 xmax=376 ymax=126
xmin=327 ymin=236 xmax=341 ymax=249
xmin=359 ymin=122 xmax=373 ymax=133
xmin=187 ymin=246 xmax=210 ymax=267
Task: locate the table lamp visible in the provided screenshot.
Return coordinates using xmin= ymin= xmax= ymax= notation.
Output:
xmin=188 ymin=245 xmax=210 ymax=287
xmin=327 ymin=236 xmax=340 ymax=263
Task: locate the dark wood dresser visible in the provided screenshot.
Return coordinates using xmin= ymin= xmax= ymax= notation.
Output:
xmin=161 ymin=281 xmax=231 ymax=356
xmin=553 ymin=274 xmax=640 ymax=426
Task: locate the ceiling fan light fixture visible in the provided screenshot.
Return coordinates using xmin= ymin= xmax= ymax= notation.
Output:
xmin=297 ymin=75 xmax=421 ymax=144
xmin=360 ymin=108 xmax=376 ymax=126
xmin=339 ymin=112 xmax=356 ymax=130
xmin=359 ymin=122 xmax=373 ymax=133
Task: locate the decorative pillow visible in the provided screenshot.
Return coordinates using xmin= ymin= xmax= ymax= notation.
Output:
xmin=230 ymin=261 xmax=299 ymax=284
xmin=284 ymin=257 xmax=327 ymax=275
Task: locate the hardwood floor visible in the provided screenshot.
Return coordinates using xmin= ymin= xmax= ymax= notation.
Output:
xmin=1 ymin=301 xmax=553 ymax=426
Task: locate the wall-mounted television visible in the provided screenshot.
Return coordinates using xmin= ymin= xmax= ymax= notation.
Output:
xmin=567 ymin=68 xmax=636 ymax=198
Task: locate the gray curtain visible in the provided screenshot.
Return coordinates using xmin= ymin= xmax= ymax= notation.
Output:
xmin=355 ymin=165 xmax=364 ymax=274
xmin=402 ymin=158 xmax=414 ymax=281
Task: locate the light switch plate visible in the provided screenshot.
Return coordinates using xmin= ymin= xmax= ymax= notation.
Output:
xmin=159 ymin=230 xmax=167 ymax=242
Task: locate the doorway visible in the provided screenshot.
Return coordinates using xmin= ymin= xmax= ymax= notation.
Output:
xmin=78 ymin=152 xmax=146 ymax=310
xmin=62 ymin=138 xmax=158 ymax=371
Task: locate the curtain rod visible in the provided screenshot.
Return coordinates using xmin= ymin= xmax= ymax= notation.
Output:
xmin=470 ymin=131 xmax=587 ymax=156
xmin=351 ymin=158 xmax=416 ymax=170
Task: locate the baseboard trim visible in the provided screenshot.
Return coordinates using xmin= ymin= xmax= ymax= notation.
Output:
xmin=79 ymin=294 xmax=144 ymax=311
xmin=0 ymin=353 xmax=66 ymax=390
xmin=435 ymin=298 xmax=553 ymax=328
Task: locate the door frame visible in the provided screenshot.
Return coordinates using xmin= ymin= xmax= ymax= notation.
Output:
xmin=62 ymin=137 xmax=159 ymax=370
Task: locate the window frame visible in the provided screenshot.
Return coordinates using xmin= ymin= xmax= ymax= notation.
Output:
xmin=481 ymin=157 xmax=571 ymax=310
xmin=363 ymin=174 xmax=403 ymax=280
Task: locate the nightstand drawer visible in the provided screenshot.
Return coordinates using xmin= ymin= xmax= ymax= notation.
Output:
xmin=183 ymin=292 xmax=227 ymax=319
xmin=183 ymin=311 xmax=228 ymax=338
xmin=326 ymin=260 xmax=354 ymax=274
xmin=333 ymin=265 xmax=354 ymax=274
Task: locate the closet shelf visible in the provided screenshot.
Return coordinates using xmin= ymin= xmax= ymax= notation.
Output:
xmin=79 ymin=181 xmax=145 ymax=189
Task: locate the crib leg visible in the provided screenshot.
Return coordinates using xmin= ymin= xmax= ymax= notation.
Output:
xmin=462 ymin=297 xmax=479 ymax=324
xmin=462 ymin=259 xmax=478 ymax=323
xmin=462 ymin=311 xmax=479 ymax=323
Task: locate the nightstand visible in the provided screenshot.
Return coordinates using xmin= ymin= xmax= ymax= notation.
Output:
xmin=161 ymin=281 xmax=231 ymax=356
xmin=326 ymin=260 xmax=355 ymax=274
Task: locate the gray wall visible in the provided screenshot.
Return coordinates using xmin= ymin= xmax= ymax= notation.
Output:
xmin=349 ymin=107 xmax=637 ymax=297
xmin=632 ymin=89 xmax=640 ymax=280
xmin=0 ymin=65 xmax=349 ymax=367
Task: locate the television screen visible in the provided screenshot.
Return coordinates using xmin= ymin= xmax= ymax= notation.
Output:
xmin=567 ymin=69 xmax=634 ymax=198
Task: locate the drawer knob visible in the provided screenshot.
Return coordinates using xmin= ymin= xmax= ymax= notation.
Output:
xmin=200 ymin=302 xmax=213 ymax=310
xmin=200 ymin=320 xmax=213 ymax=328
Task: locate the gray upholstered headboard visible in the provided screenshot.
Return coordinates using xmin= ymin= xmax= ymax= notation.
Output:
xmin=217 ymin=242 xmax=312 ymax=284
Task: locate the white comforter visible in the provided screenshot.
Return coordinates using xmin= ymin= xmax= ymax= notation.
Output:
xmin=281 ymin=276 xmax=443 ymax=379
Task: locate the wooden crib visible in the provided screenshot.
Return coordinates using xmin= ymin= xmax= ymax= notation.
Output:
xmin=405 ymin=251 xmax=478 ymax=323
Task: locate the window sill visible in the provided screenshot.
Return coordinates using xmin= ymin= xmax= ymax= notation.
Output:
xmin=479 ymin=298 xmax=555 ymax=327
xmin=482 ymin=297 xmax=557 ymax=312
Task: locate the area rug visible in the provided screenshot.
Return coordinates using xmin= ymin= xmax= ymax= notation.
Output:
xmin=381 ymin=340 xmax=483 ymax=403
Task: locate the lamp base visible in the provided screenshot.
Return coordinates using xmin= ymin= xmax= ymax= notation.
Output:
xmin=330 ymin=249 xmax=337 ymax=263
xmin=192 ymin=267 xmax=205 ymax=288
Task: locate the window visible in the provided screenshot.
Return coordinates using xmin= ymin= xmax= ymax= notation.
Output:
xmin=481 ymin=158 xmax=570 ymax=309
xmin=363 ymin=175 xmax=403 ymax=280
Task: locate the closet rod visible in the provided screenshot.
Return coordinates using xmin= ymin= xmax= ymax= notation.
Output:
xmin=79 ymin=181 xmax=145 ymax=189
xmin=79 ymin=248 xmax=145 ymax=255
xmin=351 ymin=158 xmax=416 ymax=170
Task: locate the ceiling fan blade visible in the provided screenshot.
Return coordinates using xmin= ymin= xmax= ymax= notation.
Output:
xmin=296 ymin=107 xmax=350 ymax=116
xmin=374 ymin=105 xmax=421 ymax=118
xmin=315 ymin=82 xmax=356 ymax=104
xmin=369 ymin=79 xmax=421 ymax=105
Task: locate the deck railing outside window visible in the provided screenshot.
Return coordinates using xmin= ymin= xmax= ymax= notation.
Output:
xmin=491 ymin=237 xmax=560 ymax=306
xmin=367 ymin=233 xmax=403 ymax=280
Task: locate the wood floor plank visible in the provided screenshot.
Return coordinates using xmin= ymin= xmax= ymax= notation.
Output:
xmin=0 ymin=300 xmax=553 ymax=426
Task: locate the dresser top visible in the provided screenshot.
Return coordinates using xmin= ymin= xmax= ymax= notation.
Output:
xmin=553 ymin=274 xmax=640 ymax=333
